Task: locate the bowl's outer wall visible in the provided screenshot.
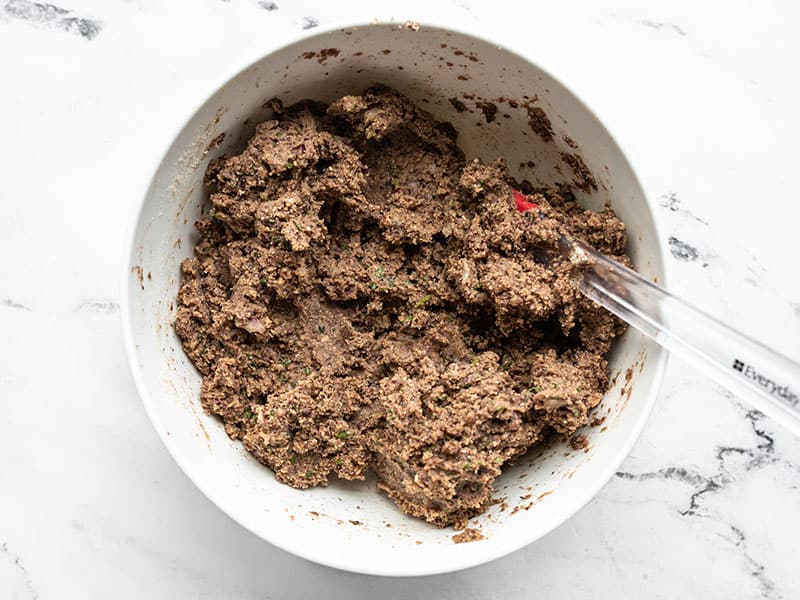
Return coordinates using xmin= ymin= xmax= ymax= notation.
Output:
xmin=123 ymin=22 xmax=666 ymax=576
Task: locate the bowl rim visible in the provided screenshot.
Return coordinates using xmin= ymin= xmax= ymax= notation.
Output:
xmin=120 ymin=16 xmax=669 ymax=577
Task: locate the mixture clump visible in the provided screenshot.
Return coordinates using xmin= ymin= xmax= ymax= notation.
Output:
xmin=175 ymin=86 xmax=629 ymax=527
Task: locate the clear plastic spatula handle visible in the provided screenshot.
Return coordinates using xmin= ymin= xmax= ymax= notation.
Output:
xmin=571 ymin=238 xmax=800 ymax=436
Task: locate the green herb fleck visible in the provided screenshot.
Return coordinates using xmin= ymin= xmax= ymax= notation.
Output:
xmin=305 ymin=471 xmax=313 ymax=479
xmin=318 ymin=325 xmax=325 ymax=333
xmin=494 ymin=457 xmax=503 ymax=464
xmin=375 ymin=266 xmax=384 ymax=278
xmin=289 ymin=454 xmax=297 ymax=464
xmin=463 ymin=461 xmax=473 ymax=470
xmin=304 ymin=367 xmax=311 ymax=376
xmin=259 ymin=277 xmax=267 ymax=286
xmin=416 ymin=294 xmax=432 ymax=307
xmin=335 ymin=459 xmax=343 ymax=466
xmin=243 ymin=409 xmax=255 ymax=420
xmin=336 ymin=430 xmax=351 ymax=440
xmin=494 ymin=406 xmax=505 ymax=415
xmin=528 ymin=386 xmax=539 ymax=393
xmin=286 ymin=160 xmax=295 ymax=170
xmin=369 ymin=282 xmax=377 ymax=290
xmin=281 ymin=358 xmax=292 ymax=367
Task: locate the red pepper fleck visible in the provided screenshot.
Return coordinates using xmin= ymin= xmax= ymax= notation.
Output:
xmin=513 ymin=189 xmax=539 ymax=212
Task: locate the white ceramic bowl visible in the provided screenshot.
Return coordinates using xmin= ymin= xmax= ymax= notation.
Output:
xmin=121 ymin=20 xmax=667 ymax=576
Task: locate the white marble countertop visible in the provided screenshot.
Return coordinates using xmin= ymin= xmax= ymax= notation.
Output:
xmin=2 ymin=0 xmax=799 ymax=597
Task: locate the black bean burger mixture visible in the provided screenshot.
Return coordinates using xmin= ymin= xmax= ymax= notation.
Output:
xmin=175 ymin=86 xmax=629 ymax=528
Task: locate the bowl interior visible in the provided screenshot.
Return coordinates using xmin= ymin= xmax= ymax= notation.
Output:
xmin=123 ymin=22 xmax=666 ymax=576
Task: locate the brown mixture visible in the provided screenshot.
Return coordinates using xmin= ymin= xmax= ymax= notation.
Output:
xmin=452 ymin=527 xmax=486 ymax=544
xmin=175 ymin=86 xmax=629 ymax=528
